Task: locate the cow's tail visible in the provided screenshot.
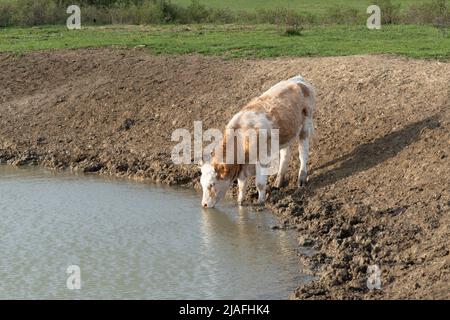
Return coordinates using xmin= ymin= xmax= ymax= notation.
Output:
xmin=291 ymin=75 xmax=317 ymax=146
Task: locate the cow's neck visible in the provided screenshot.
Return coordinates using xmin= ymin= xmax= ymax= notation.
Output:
xmin=212 ymin=135 xmax=242 ymax=181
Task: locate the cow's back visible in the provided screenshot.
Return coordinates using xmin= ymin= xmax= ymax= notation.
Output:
xmin=231 ymin=76 xmax=314 ymax=146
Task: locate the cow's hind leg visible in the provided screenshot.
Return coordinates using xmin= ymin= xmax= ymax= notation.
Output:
xmin=275 ymin=146 xmax=291 ymax=188
xmin=298 ymin=134 xmax=310 ymax=187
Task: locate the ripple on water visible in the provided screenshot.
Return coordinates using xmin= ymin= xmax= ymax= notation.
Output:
xmin=0 ymin=165 xmax=311 ymax=299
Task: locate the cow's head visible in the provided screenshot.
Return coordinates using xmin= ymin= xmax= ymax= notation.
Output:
xmin=199 ymin=161 xmax=232 ymax=208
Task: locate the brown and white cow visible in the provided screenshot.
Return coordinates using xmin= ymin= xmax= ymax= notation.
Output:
xmin=200 ymin=76 xmax=316 ymax=208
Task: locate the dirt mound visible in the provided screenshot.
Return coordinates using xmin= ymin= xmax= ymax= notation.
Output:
xmin=0 ymin=49 xmax=449 ymax=299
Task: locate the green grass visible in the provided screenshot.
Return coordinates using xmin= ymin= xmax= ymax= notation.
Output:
xmin=173 ymin=0 xmax=423 ymax=14
xmin=0 ymin=24 xmax=449 ymax=59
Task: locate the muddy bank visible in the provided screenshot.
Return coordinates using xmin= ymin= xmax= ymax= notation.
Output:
xmin=0 ymin=49 xmax=449 ymax=299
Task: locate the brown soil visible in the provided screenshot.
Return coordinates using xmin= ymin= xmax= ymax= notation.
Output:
xmin=0 ymin=48 xmax=449 ymax=299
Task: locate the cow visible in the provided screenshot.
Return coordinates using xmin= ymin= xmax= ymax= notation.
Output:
xmin=200 ymin=76 xmax=316 ymax=208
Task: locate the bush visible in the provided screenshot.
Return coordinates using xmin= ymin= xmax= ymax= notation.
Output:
xmin=282 ymin=11 xmax=304 ymax=36
xmin=156 ymin=0 xmax=186 ymax=23
xmin=429 ymin=0 xmax=450 ymax=36
xmin=136 ymin=2 xmax=165 ymax=24
xmin=403 ymin=0 xmax=449 ymax=27
xmin=326 ymin=6 xmax=363 ymax=24
xmin=185 ymin=0 xmax=208 ymax=23
xmin=235 ymin=10 xmax=258 ymax=24
xmin=284 ymin=25 xmax=302 ymax=36
xmin=109 ymin=2 xmax=164 ymax=24
xmin=10 ymin=0 xmax=67 ymax=26
xmin=1 ymin=0 xmax=448 ymax=28
xmin=250 ymin=8 xmax=309 ymax=35
xmin=0 ymin=1 xmax=14 ymax=27
xmin=80 ymin=5 xmax=111 ymax=24
xmin=207 ymin=8 xmax=235 ymax=24
xmin=373 ymin=0 xmax=401 ymax=24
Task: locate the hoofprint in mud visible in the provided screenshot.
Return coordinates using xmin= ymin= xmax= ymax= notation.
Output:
xmin=200 ymin=76 xmax=316 ymax=208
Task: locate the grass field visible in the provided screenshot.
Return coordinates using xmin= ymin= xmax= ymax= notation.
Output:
xmin=172 ymin=0 xmax=423 ymax=14
xmin=1 ymin=24 xmax=449 ymax=59
xmin=1 ymin=0 xmax=448 ymax=60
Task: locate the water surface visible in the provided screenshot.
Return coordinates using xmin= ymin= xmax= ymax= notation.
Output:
xmin=0 ymin=165 xmax=310 ymax=299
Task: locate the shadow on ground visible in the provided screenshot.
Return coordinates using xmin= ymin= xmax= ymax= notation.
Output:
xmin=307 ymin=114 xmax=441 ymax=192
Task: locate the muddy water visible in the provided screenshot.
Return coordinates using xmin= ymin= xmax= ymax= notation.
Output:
xmin=0 ymin=165 xmax=311 ymax=299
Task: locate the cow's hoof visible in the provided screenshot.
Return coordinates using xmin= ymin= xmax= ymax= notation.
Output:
xmin=297 ymin=181 xmax=307 ymax=190
xmin=275 ymin=179 xmax=288 ymax=188
xmin=298 ymin=175 xmax=308 ymax=188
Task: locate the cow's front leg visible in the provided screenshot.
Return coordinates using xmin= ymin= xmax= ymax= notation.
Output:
xmin=275 ymin=146 xmax=291 ymax=188
xmin=255 ymin=171 xmax=268 ymax=205
xmin=237 ymin=175 xmax=247 ymax=206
